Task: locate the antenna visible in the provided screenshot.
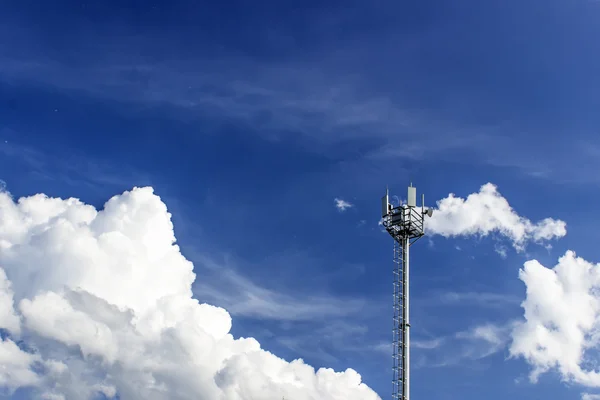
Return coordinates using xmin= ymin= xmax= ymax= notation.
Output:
xmin=381 ymin=184 xmax=433 ymax=400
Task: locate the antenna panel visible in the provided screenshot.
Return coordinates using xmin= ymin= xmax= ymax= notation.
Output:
xmin=382 ymin=193 xmax=389 ymax=217
xmin=407 ymin=186 xmax=416 ymax=207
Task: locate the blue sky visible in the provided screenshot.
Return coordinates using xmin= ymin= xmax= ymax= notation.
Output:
xmin=2 ymin=0 xmax=600 ymax=398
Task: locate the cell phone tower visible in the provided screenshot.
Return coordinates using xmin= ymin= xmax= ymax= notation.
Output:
xmin=381 ymin=183 xmax=433 ymax=400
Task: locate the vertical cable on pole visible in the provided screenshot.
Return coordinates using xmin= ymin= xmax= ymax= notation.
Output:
xmin=392 ymin=239 xmax=403 ymax=400
xmin=403 ymin=236 xmax=410 ymax=400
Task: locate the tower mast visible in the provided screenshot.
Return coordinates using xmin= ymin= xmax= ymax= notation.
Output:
xmin=381 ymin=184 xmax=433 ymax=400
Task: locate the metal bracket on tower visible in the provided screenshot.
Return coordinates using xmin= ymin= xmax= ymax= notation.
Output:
xmin=381 ymin=184 xmax=433 ymax=400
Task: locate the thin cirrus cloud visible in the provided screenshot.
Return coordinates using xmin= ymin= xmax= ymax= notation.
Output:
xmin=3 ymin=16 xmax=600 ymax=184
xmin=417 ymin=322 xmax=515 ymax=368
xmin=0 ymin=186 xmax=379 ymax=400
xmin=2 ymin=49 xmax=594 ymax=185
xmin=0 ymin=51 xmax=514 ymax=168
xmin=0 ymin=138 xmax=149 ymax=190
xmin=273 ymin=319 xmax=375 ymax=366
xmin=435 ymin=291 xmax=521 ymax=309
xmin=583 ymin=394 xmax=600 ymax=400
xmin=0 ymin=55 xmax=410 ymax=137
xmin=191 ymin=253 xmax=369 ymax=322
xmin=376 ymin=322 xmax=515 ymax=369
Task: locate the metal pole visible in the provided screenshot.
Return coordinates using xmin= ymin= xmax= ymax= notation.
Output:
xmin=384 ymin=186 xmax=430 ymax=400
xmin=402 ymin=237 xmax=410 ymax=400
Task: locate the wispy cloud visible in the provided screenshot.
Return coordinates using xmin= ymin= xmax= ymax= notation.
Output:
xmin=334 ymin=197 xmax=353 ymax=212
xmin=0 ymin=56 xmax=411 ymax=140
xmin=412 ymin=338 xmax=445 ymax=350
xmin=187 ymin=252 xmax=384 ymax=366
xmin=582 ymin=394 xmax=600 ymax=400
xmin=3 ymin=19 xmax=600 ymax=185
xmin=0 ymin=52 xmax=502 ymax=167
xmin=0 ymin=137 xmax=149 ymax=190
xmin=412 ymin=321 xmax=516 ymax=368
xmin=435 ymin=291 xmax=521 ymax=309
xmin=275 ymin=319 xmax=374 ymax=364
xmin=494 ymin=243 xmax=508 ymax=258
xmin=3 ymin=52 xmax=596 ymax=186
xmin=370 ymin=321 xmax=515 ymax=370
xmin=191 ymin=253 xmax=370 ymax=321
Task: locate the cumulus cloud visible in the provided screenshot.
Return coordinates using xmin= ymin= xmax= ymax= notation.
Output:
xmin=334 ymin=198 xmax=353 ymax=212
xmin=510 ymin=251 xmax=600 ymax=388
xmin=0 ymin=338 xmax=42 ymax=390
xmin=0 ymin=187 xmax=379 ymax=399
xmin=426 ymin=183 xmax=566 ymax=250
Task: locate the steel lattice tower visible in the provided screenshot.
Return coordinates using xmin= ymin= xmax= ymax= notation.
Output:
xmin=381 ymin=184 xmax=432 ymax=400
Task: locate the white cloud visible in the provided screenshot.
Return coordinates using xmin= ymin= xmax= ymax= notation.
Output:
xmin=0 ymin=338 xmax=42 ymax=391
xmin=334 ymin=198 xmax=353 ymax=212
xmin=510 ymin=251 xmax=600 ymax=388
xmin=0 ymin=268 xmax=20 ymax=334
xmin=0 ymin=187 xmax=379 ymax=399
xmin=426 ymin=183 xmax=566 ymax=251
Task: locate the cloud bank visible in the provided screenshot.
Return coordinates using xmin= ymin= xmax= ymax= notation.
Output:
xmin=0 ymin=187 xmax=379 ymax=400
xmin=426 ymin=183 xmax=566 ymax=250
